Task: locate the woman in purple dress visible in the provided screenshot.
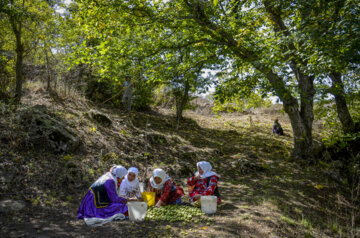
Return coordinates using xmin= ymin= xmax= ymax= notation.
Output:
xmin=77 ymin=166 xmax=128 ymax=220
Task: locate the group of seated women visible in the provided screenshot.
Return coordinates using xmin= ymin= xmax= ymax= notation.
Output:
xmin=77 ymin=161 xmax=221 ymax=220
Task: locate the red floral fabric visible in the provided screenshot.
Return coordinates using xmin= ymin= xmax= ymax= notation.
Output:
xmin=187 ymin=175 xmax=221 ymax=204
xmin=148 ymin=180 xmax=184 ymax=205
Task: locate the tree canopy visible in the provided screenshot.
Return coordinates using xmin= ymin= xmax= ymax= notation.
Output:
xmin=0 ymin=0 xmax=359 ymax=159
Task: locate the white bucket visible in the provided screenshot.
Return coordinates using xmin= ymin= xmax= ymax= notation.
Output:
xmin=127 ymin=202 xmax=148 ymax=222
xmin=200 ymin=196 xmax=217 ymax=214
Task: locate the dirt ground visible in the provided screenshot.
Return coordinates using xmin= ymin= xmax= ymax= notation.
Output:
xmin=0 ymin=85 xmax=353 ymax=237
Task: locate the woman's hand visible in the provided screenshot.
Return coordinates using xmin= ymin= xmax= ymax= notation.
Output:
xmin=155 ymin=200 xmax=164 ymax=208
xmin=127 ymin=197 xmax=138 ymax=202
xmin=194 ymin=174 xmax=201 ymax=181
xmin=193 ymin=194 xmax=202 ymax=201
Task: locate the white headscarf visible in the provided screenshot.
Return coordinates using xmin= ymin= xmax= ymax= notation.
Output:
xmin=110 ymin=166 xmax=128 ymax=180
xmin=92 ymin=166 xmax=127 ymax=189
xmin=121 ymin=167 xmax=139 ymax=192
xmin=196 ymin=161 xmax=219 ymax=179
xmin=149 ymin=168 xmax=170 ymax=189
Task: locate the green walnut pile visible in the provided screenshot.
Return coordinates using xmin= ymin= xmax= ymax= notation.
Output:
xmin=146 ymin=205 xmax=206 ymax=222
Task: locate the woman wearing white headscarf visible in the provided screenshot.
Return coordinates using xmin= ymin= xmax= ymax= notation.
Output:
xmin=77 ymin=166 xmax=129 ymax=220
xmin=119 ymin=167 xmax=142 ymax=201
xmin=148 ymin=168 xmax=184 ymax=207
xmin=187 ymin=161 xmax=221 ymax=204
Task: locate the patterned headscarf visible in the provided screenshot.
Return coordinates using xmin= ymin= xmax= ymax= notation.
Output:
xmin=110 ymin=166 xmax=128 ymax=180
xmin=92 ymin=166 xmax=127 ymax=189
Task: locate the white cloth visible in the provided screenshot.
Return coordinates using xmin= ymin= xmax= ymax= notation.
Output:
xmin=149 ymin=168 xmax=170 ymax=189
xmin=196 ymin=161 xmax=219 ymax=179
xmin=84 ymin=213 xmax=126 ymax=227
xmin=119 ymin=167 xmax=141 ymax=198
xmin=111 ymin=166 xmax=128 ymax=179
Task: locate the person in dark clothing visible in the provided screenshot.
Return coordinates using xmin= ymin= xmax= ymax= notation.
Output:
xmin=273 ymin=118 xmax=284 ymax=135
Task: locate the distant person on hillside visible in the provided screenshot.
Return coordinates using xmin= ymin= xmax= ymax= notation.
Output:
xmin=122 ymin=75 xmax=135 ymax=113
xmin=77 ymin=166 xmax=128 ymax=225
xmin=187 ymin=161 xmax=221 ymax=205
xmin=119 ymin=167 xmax=143 ymax=201
xmin=272 ymin=118 xmax=284 ymax=135
xmin=147 ymin=168 xmax=184 ymax=207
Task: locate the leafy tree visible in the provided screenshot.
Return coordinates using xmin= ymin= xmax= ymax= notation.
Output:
xmin=63 ymin=0 xmax=359 ymax=160
xmin=293 ymin=0 xmax=360 ymax=133
xmin=0 ymin=0 xmax=55 ymax=102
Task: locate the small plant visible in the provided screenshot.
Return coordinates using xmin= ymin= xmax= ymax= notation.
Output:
xmin=281 ymin=215 xmax=297 ymax=226
xmin=63 ymin=154 xmax=72 ymax=161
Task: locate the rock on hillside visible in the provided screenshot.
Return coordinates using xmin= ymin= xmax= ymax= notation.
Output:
xmin=16 ymin=104 xmax=80 ymax=153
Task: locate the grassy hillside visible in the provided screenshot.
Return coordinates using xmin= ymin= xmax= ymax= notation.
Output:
xmin=0 ymin=82 xmax=353 ymax=237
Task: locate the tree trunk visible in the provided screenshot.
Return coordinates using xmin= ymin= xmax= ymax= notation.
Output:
xmin=262 ymin=1 xmax=316 ymax=160
xmin=44 ymin=46 xmax=51 ymax=91
xmin=297 ymin=73 xmax=315 ymax=160
xmin=329 ymin=71 xmax=355 ymax=133
xmin=9 ymin=0 xmax=26 ymax=104
xmin=13 ymin=23 xmax=24 ymax=104
xmin=265 ymin=70 xmax=315 ymax=160
xmin=176 ymin=80 xmax=190 ymax=122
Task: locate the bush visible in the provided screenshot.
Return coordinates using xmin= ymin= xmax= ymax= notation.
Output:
xmin=86 ymin=76 xmax=154 ymax=111
xmin=132 ymin=78 xmax=154 ymax=111
xmin=86 ymin=78 xmax=118 ymax=104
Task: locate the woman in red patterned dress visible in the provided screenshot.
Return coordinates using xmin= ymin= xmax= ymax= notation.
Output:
xmin=148 ymin=168 xmax=184 ymax=207
xmin=187 ymin=161 xmax=221 ymax=204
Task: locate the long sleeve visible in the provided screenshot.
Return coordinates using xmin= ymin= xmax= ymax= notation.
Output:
xmin=159 ymin=181 xmax=172 ymax=203
xmin=187 ymin=176 xmax=197 ymax=186
xmin=135 ymin=184 xmax=142 ymax=198
xmin=104 ymin=179 xmax=127 ymax=204
xmin=272 ymin=124 xmax=277 ymax=133
xmin=202 ymin=176 xmax=218 ymax=196
xmin=148 ymin=180 xmax=154 ymax=192
xmin=119 ymin=181 xmax=128 ymax=198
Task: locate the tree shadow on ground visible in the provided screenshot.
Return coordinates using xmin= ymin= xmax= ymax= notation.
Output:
xmin=129 ymin=112 xmax=292 ymax=177
xmin=127 ymin=111 xmax=345 ymax=237
xmin=0 ymin=107 xmax=346 ymax=238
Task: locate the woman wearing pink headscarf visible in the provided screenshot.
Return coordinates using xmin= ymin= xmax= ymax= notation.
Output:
xmin=187 ymin=161 xmax=221 ymax=204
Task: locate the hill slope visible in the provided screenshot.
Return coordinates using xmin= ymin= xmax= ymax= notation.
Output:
xmin=0 ymin=84 xmax=351 ymax=237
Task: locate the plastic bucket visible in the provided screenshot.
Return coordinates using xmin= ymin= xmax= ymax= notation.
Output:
xmin=141 ymin=192 xmax=156 ymax=207
xmin=200 ymin=196 xmax=217 ymax=214
xmin=127 ymin=202 xmax=148 ymax=222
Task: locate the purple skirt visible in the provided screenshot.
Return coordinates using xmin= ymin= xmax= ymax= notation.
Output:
xmin=77 ymin=190 xmax=128 ymax=219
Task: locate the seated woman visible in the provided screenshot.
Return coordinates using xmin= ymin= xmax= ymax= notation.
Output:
xmin=119 ymin=167 xmax=142 ymax=201
xmin=272 ymin=118 xmax=284 ymax=135
xmin=187 ymin=161 xmax=221 ymax=204
xmin=148 ymin=168 xmax=184 ymax=207
xmin=77 ymin=166 xmax=128 ymax=220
